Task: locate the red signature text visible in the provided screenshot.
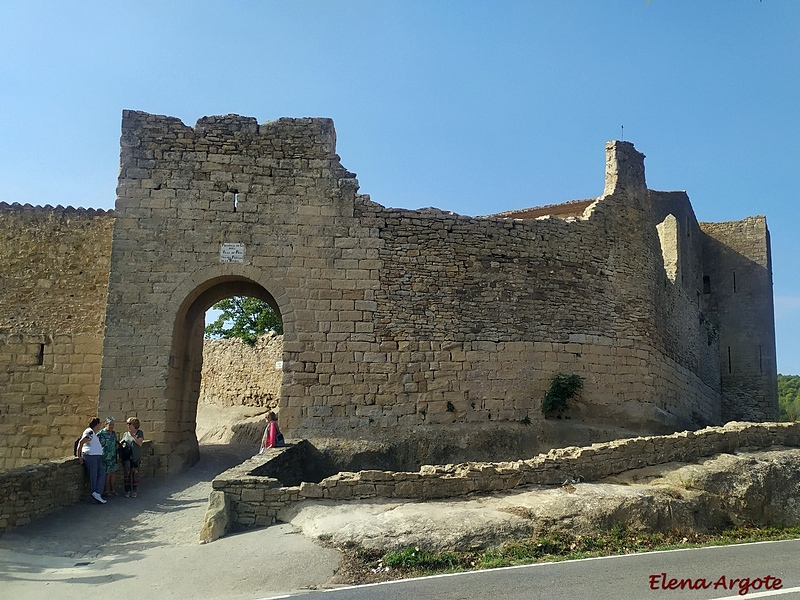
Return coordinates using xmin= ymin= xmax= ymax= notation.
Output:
xmin=649 ymin=573 xmax=783 ymax=596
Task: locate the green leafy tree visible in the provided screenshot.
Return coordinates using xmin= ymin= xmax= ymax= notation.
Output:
xmin=204 ymin=296 xmax=282 ymax=345
xmin=778 ymin=374 xmax=800 ymax=421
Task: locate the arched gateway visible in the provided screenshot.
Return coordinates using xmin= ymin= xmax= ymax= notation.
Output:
xmin=98 ymin=112 xmax=349 ymax=474
xmin=96 ymin=110 xmax=777 ymax=475
xmin=164 ymin=269 xmax=288 ymax=473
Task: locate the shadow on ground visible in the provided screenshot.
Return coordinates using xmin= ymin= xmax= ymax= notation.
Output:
xmin=0 ymin=443 xmax=256 ymax=562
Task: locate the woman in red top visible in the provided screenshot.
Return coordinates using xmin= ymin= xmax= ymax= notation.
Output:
xmin=259 ymin=411 xmax=285 ymax=453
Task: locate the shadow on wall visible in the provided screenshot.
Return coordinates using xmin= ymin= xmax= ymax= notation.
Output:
xmin=230 ymin=421 xmax=269 ymax=447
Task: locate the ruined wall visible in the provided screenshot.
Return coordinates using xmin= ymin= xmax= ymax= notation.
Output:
xmin=700 ymin=218 xmax=778 ymax=421
xmin=337 ymin=143 xmax=721 ymax=432
xmin=212 ymin=421 xmax=800 ymax=533
xmin=0 ymin=204 xmax=113 ymax=469
xmin=199 ymin=333 xmax=283 ymax=408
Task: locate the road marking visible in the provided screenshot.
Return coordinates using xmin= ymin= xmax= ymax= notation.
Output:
xmin=255 ymin=538 xmax=800 ymax=598
xmin=713 ymin=586 xmax=800 ymax=599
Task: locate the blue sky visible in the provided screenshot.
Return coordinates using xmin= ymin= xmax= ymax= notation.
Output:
xmin=1 ymin=1 xmax=798 ymax=373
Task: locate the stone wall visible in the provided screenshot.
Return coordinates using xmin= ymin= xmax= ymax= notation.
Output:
xmin=701 ymin=218 xmax=778 ymax=421
xmin=199 ymin=333 xmax=283 ymax=409
xmin=0 ymin=203 xmax=113 ymax=469
xmin=0 ymin=112 xmax=778 ymax=475
xmin=0 ymin=441 xmax=153 ymax=533
xmin=209 ymin=421 xmax=800 ymax=536
xmin=342 ymin=171 xmax=722 ymax=431
xmin=0 ymin=457 xmax=85 ymax=531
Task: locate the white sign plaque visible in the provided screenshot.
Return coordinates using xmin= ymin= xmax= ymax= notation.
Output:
xmin=220 ymin=243 xmax=245 ymax=263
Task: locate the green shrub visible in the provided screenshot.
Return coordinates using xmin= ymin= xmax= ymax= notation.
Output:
xmin=542 ymin=373 xmax=584 ymax=418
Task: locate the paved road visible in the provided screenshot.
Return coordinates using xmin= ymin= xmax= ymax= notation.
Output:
xmin=0 ymin=444 xmax=339 ymax=600
xmin=276 ymin=539 xmax=800 ymax=600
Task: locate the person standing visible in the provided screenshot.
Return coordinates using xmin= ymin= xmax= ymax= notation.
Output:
xmin=97 ymin=417 xmax=119 ymax=497
xmin=121 ymin=417 xmax=144 ymax=497
xmin=76 ymin=417 xmax=106 ymax=504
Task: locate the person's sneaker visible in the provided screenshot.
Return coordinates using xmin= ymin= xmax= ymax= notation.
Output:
xmin=124 ymin=491 xmax=131 ymax=498
xmin=131 ymin=491 xmax=137 ymax=498
xmin=91 ymin=492 xmax=107 ymax=504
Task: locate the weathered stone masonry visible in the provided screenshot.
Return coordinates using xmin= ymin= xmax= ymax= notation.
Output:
xmin=0 ymin=111 xmax=778 ymax=473
xmin=0 ymin=205 xmax=112 ymax=470
xmin=206 ymin=421 xmax=800 ymax=537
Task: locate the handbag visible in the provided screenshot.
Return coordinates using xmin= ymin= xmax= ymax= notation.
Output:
xmin=118 ymin=439 xmax=133 ymax=461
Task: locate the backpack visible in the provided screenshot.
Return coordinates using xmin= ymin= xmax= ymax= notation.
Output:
xmin=118 ymin=439 xmax=133 ymax=461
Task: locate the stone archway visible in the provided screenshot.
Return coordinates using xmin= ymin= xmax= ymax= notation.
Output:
xmin=166 ymin=275 xmax=286 ymax=472
xmin=99 ymin=254 xmax=295 ymax=475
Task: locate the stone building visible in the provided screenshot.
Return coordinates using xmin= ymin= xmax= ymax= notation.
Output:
xmin=0 ymin=111 xmax=778 ymax=472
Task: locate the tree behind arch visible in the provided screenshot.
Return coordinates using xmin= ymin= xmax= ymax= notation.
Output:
xmin=204 ymin=296 xmax=283 ymax=345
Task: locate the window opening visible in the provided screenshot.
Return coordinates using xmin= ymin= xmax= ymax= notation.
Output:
xmin=233 ymin=192 xmax=239 ymax=212
xmin=37 ymin=343 xmax=45 ymax=366
xmin=728 ymin=346 xmax=732 ymax=374
xmin=759 ymin=345 xmax=763 ymax=375
xmin=702 ymin=276 xmax=710 ymax=294
xmin=733 ymin=272 xmax=737 ymax=293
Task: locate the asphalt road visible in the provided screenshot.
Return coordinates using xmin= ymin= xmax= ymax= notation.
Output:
xmin=275 ymin=539 xmax=800 ymax=600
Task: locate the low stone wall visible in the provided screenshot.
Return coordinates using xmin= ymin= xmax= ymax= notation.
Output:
xmin=0 ymin=441 xmax=154 ymax=533
xmin=208 ymin=421 xmax=800 ymax=539
xmin=0 ymin=457 xmax=85 ymax=531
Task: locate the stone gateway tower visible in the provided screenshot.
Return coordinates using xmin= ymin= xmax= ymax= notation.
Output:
xmin=0 ymin=111 xmax=777 ymax=473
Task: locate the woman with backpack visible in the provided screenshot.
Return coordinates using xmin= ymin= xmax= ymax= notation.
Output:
xmin=120 ymin=417 xmax=144 ymax=497
xmin=259 ymin=411 xmax=285 ymax=453
xmin=76 ymin=417 xmax=106 ymax=504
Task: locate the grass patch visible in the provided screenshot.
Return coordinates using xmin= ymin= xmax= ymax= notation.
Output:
xmin=331 ymin=524 xmax=800 ymax=585
xmin=384 ymin=547 xmax=462 ymax=570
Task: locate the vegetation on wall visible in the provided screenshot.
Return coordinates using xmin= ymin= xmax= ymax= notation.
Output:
xmin=778 ymin=374 xmax=800 ymax=421
xmin=204 ymin=296 xmax=283 ymax=345
xmin=542 ymin=372 xmax=584 ymax=418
